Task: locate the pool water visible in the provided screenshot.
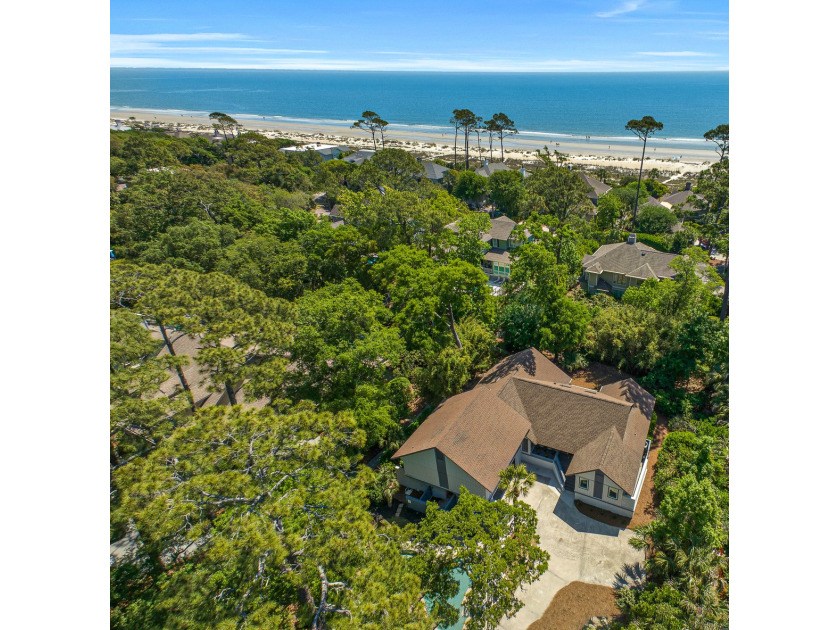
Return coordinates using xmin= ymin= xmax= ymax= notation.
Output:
xmin=424 ymin=568 xmax=470 ymax=630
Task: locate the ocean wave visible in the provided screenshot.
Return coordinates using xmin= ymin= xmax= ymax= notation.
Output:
xmin=108 ymin=106 xmax=710 ymax=144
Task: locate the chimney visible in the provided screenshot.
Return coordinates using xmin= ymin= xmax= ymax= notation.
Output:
xmin=627 ymin=233 xmax=637 ymax=244
xmin=685 ymin=181 xmax=692 ymax=191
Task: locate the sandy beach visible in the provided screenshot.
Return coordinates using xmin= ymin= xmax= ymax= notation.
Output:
xmin=111 ymin=108 xmax=719 ymax=175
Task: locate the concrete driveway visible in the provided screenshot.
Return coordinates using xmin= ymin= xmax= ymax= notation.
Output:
xmin=496 ymin=483 xmax=644 ymax=630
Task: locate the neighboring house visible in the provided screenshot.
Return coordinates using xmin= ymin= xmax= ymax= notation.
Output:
xmin=474 ymin=161 xmax=531 ymax=179
xmin=578 ymin=172 xmax=612 ymax=220
xmin=474 ymin=161 xmax=511 ymax=178
xmin=445 ymin=215 xmax=531 ymax=281
xmin=281 ymin=143 xmax=349 ymax=161
xmin=147 ymin=327 xmax=270 ymax=410
xmin=660 ymin=184 xmax=705 ymax=216
xmin=393 ymin=348 xmax=653 ymax=517
xmin=582 ymin=234 xmax=678 ymax=295
xmin=342 ymin=149 xmax=376 ymax=165
xmin=422 ymin=161 xmax=450 ymax=183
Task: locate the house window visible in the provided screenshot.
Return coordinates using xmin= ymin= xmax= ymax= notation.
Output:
xmin=607 ymin=487 xmax=619 ymax=500
xmin=578 ymin=477 xmax=589 ymax=490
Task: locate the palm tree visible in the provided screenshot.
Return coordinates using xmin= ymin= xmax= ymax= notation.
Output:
xmin=376 ymin=463 xmax=399 ymax=508
xmin=498 ymin=463 xmax=536 ymax=503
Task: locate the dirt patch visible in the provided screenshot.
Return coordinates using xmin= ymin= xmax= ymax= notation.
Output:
xmin=570 ymin=362 xmax=633 ymax=390
xmin=627 ymin=414 xmax=670 ymax=529
xmin=527 ymin=581 xmax=619 ymax=630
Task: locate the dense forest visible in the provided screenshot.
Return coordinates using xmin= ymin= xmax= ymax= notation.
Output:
xmin=110 ymin=123 xmax=729 ymax=629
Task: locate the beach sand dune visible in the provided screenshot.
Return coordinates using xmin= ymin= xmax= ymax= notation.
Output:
xmin=111 ymin=108 xmax=718 ymax=175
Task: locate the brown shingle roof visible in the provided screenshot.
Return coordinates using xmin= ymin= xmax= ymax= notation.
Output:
xmin=600 ymin=378 xmax=656 ymax=420
xmin=484 ymin=248 xmax=511 ymax=264
xmin=392 ymin=386 xmax=530 ymax=492
xmin=478 ymin=348 xmax=572 ymax=390
xmin=497 ymin=378 xmax=637 ymax=454
xmin=393 ymin=349 xmax=652 ymax=496
xmin=565 ymin=426 xmax=642 ymax=495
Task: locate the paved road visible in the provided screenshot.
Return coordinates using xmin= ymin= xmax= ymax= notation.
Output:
xmin=496 ymin=483 xmax=644 ymax=630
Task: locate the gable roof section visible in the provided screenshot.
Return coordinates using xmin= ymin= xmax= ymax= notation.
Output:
xmin=661 ymin=189 xmax=704 ymax=211
xmin=600 ymin=378 xmax=657 ymax=420
xmin=478 ymin=347 xmax=572 ymax=390
xmin=497 ymin=377 xmax=637 ymax=453
xmin=627 ymin=262 xmax=658 ymax=280
xmin=578 ymin=173 xmax=612 ymax=198
xmin=484 ymin=215 xmax=517 ymax=241
xmin=393 ymin=348 xmax=653 ymax=496
xmin=475 ymin=162 xmax=511 ymax=177
xmin=423 ymin=162 xmax=450 ymax=180
xmin=565 ymin=426 xmax=643 ymax=495
xmin=583 ymin=242 xmax=678 ymax=279
xmin=392 ymin=386 xmax=530 ymax=492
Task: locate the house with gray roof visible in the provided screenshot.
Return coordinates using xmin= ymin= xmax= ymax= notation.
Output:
xmin=393 ymin=348 xmax=653 ymax=517
xmin=280 ymin=143 xmax=349 ymax=161
xmin=578 ymin=172 xmax=612 ymax=220
xmin=474 ymin=160 xmax=531 ymax=179
xmin=582 ymin=234 xmax=679 ymax=295
xmin=342 ymin=149 xmax=376 ymax=165
xmin=422 ymin=161 xmax=450 ymax=183
xmin=660 ymin=185 xmax=705 ymax=216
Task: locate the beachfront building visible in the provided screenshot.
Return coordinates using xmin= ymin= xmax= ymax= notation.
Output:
xmin=392 ymin=348 xmax=654 ymax=517
xmin=280 ymin=143 xmax=349 ymax=161
xmin=474 ymin=160 xmax=531 ymax=180
xmin=342 ymin=149 xmax=376 ymax=165
xmin=582 ymin=234 xmax=678 ymax=295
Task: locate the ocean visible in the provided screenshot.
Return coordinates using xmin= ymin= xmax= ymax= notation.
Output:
xmin=110 ymin=69 xmax=728 ymax=149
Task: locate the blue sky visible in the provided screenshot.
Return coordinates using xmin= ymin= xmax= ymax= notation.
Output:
xmin=111 ymin=0 xmax=729 ymax=72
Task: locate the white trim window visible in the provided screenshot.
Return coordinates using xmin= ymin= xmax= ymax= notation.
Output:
xmin=578 ymin=477 xmax=589 ymax=490
xmin=607 ymin=487 xmax=619 ymax=500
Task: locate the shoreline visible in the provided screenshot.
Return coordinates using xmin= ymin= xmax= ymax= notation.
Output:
xmin=110 ymin=107 xmax=719 ymax=175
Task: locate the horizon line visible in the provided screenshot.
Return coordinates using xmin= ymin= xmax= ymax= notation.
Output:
xmin=110 ymin=65 xmax=730 ymax=73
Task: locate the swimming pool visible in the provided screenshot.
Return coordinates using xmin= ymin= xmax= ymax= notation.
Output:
xmin=424 ymin=568 xmax=470 ymax=630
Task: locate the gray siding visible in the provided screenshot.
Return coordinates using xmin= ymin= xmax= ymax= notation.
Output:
xmin=401 ymin=449 xmax=438 ymax=488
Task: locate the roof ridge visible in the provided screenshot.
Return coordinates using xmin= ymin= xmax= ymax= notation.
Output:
xmin=597 ymin=428 xmax=618 ymax=468
xmin=511 ymin=376 xmax=634 ymax=407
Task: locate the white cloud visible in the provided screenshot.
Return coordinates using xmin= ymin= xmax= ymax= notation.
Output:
xmin=596 ymin=1 xmax=646 ymax=18
xmin=110 ymin=54 xmax=724 ymax=73
xmin=110 ymin=33 xmax=326 ymax=55
xmin=637 ymin=51 xmax=715 ymax=56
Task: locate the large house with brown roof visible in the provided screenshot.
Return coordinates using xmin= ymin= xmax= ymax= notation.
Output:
xmin=582 ymin=234 xmax=679 ymax=295
xmin=393 ymin=348 xmax=653 ymax=517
